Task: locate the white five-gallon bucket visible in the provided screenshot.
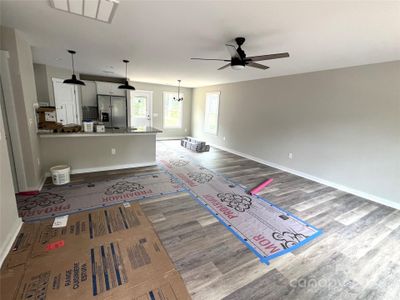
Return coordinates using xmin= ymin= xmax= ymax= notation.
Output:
xmin=50 ymin=165 xmax=71 ymax=185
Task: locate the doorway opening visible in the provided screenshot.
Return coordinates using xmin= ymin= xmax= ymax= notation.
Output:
xmin=52 ymin=78 xmax=81 ymax=125
xmin=129 ymin=90 xmax=153 ymax=128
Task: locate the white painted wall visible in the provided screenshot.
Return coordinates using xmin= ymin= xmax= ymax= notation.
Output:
xmin=192 ymin=61 xmax=400 ymax=207
xmin=0 ymin=95 xmax=22 ymax=267
xmin=0 ymin=26 xmax=43 ymax=191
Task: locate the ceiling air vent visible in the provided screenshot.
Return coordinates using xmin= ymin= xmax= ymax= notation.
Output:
xmin=50 ymin=0 xmax=119 ymax=23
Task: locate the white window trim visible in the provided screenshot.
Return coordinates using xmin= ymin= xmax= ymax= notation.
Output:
xmin=204 ymin=91 xmax=220 ymax=135
xmin=163 ymin=91 xmax=184 ymax=129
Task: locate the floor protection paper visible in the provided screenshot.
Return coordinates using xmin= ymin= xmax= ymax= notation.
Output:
xmin=17 ymin=172 xmax=184 ymax=221
xmin=158 ymin=147 xmax=322 ymax=264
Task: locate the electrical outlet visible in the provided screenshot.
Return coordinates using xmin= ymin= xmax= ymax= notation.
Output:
xmin=223 ymin=136 xmax=226 ymax=141
xmin=184 ymin=128 xmax=187 ymax=132
xmin=288 ymin=153 xmax=294 ymax=159
xmin=37 ymin=158 xmax=40 ymax=166
xmin=111 ymin=148 xmax=116 ymax=155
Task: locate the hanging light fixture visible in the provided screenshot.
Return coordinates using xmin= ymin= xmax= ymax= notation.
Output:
xmin=118 ymin=60 xmax=135 ymax=90
xmin=173 ymin=80 xmax=184 ymax=101
xmin=63 ymin=50 xmax=85 ymax=86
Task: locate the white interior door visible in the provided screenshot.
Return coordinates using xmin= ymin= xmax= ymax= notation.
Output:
xmin=130 ymin=90 xmax=152 ymax=128
xmin=53 ymin=78 xmax=80 ymax=125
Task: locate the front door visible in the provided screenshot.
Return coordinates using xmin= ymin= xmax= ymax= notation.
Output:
xmin=53 ymin=78 xmax=80 ymax=125
xmin=130 ymin=90 xmax=152 ymax=128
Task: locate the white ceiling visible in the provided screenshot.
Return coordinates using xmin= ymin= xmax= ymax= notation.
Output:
xmin=1 ymin=0 xmax=399 ymax=87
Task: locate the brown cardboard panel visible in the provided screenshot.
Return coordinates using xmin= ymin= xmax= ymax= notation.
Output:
xmin=1 ymin=223 xmax=39 ymax=270
xmin=17 ymin=230 xmax=178 ymax=299
xmin=105 ymin=270 xmax=191 ymax=300
xmin=0 ymin=264 xmax=25 ymax=300
xmin=31 ymin=203 xmax=152 ymax=257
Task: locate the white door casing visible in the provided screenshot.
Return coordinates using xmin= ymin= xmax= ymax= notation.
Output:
xmin=52 ymin=78 xmax=80 ymax=125
xmin=129 ymin=90 xmax=153 ymax=128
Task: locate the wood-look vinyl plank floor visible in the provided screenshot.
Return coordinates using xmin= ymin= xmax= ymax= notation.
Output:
xmin=43 ymin=140 xmax=398 ymax=299
xmin=142 ymin=141 xmax=400 ymax=300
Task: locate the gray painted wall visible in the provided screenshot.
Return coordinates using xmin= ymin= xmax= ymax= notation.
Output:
xmin=192 ymin=61 xmax=400 ymax=206
xmin=0 ymin=26 xmax=42 ymax=190
xmin=39 ymin=134 xmax=156 ymax=173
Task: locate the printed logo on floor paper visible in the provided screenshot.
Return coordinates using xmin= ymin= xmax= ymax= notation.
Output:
xmin=217 ymin=193 xmax=252 ymax=212
xmin=104 ymin=181 xmax=144 ymax=195
xmin=188 ymin=172 xmax=214 ymax=184
xmin=18 ymin=192 xmax=65 ymax=210
xmin=169 ymin=159 xmax=189 ymax=167
xmin=272 ymin=231 xmax=308 ymax=249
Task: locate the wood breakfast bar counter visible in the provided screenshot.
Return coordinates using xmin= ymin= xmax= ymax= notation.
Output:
xmin=38 ymin=127 xmax=162 ymax=175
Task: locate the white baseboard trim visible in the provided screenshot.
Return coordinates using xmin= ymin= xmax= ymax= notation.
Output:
xmin=157 ymin=136 xmax=184 ymax=141
xmin=0 ymin=218 xmax=22 ymax=268
xmin=44 ymin=161 xmax=157 ymax=177
xmin=210 ymin=143 xmax=400 ymax=210
xmin=37 ymin=174 xmax=47 ymax=191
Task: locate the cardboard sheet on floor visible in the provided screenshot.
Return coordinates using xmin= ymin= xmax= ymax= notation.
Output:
xmin=0 ymin=265 xmax=25 ymax=300
xmin=1 ymin=204 xmax=190 ymax=300
xmin=1 ymin=223 xmax=40 ymax=270
xmin=15 ymin=230 xmax=183 ymax=299
xmin=17 ymin=172 xmax=184 ymax=221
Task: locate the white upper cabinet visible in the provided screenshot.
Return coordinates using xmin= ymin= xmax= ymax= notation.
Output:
xmin=96 ymin=81 xmax=126 ymax=96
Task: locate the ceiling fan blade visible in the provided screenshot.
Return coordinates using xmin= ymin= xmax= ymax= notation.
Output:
xmin=191 ymin=58 xmax=230 ymax=61
xmin=246 ymin=52 xmax=289 ymax=62
xmin=247 ymin=62 xmax=269 ymax=70
xmin=225 ymin=44 xmax=240 ymax=58
xmin=218 ymin=63 xmax=231 ymax=70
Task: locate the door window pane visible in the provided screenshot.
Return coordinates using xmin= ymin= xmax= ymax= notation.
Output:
xmin=132 ymin=96 xmax=147 ymax=117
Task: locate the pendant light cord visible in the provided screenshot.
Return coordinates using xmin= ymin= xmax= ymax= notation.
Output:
xmin=71 ymin=52 xmax=75 ymax=75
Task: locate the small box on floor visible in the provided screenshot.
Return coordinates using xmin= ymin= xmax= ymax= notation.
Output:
xmin=181 ymin=136 xmax=210 ymax=152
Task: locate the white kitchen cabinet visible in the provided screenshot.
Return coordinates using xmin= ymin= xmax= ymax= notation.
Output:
xmin=96 ymin=81 xmax=126 ymax=96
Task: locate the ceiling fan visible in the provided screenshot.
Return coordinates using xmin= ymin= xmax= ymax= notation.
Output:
xmin=191 ymin=37 xmax=289 ymax=70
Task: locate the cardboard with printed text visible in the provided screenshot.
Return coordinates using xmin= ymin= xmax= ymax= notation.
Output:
xmin=15 ymin=229 xmax=189 ymax=299
xmin=30 ymin=203 xmax=152 ymax=258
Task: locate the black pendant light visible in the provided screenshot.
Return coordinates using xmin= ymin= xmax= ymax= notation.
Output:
xmin=173 ymin=80 xmax=184 ymax=101
xmin=63 ymin=50 xmax=85 ymax=86
xmin=118 ymin=60 xmax=135 ymax=90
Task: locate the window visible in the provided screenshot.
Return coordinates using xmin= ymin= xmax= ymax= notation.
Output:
xmin=204 ymin=92 xmax=220 ymax=134
xmin=163 ymin=92 xmax=183 ymax=128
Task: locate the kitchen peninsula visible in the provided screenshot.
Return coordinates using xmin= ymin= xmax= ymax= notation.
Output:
xmin=38 ymin=126 xmax=162 ymax=175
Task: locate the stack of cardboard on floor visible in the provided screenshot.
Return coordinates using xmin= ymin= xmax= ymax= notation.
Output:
xmin=0 ymin=203 xmax=190 ymax=299
xmin=181 ymin=137 xmax=210 ymax=152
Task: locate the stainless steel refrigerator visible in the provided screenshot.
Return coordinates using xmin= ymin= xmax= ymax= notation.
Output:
xmin=97 ymin=95 xmax=127 ymax=128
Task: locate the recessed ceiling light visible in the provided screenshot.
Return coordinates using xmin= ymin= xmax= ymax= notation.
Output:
xmin=49 ymin=0 xmax=119 ymax=24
